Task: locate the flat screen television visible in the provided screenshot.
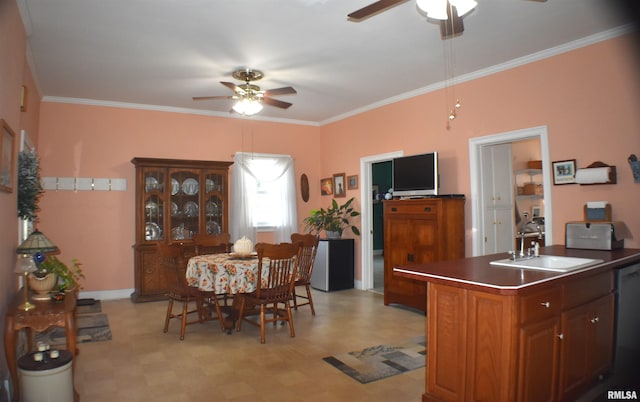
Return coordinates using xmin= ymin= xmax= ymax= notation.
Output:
xmin=392 ymin=152 xmax=439 ymax=197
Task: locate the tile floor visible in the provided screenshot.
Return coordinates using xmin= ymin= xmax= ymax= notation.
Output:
xmin=74 ymin=289 xmax=426 ymax=402
xmin=72 ymin=288 xmax=637 ymax=402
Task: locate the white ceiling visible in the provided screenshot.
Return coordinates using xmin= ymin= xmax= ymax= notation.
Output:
xmin=17 ymin=0 xmax=637 ymax=125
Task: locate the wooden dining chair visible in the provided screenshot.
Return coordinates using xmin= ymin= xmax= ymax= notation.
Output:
xmin=235 ymin=242 xmax=302 ymax=344
xmin=192 ymin=233 xmax=232 ymax=255
xmin=158 ymin=242 xmax=224 ymax=340
xmin=290 ymin=233 xmax=320 ymax=316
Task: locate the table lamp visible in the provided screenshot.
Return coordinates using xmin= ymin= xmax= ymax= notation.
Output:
xmin=15 ymin=254 xmax=37 ymax=311
xmin=15 ymin=229 xmax=60 ymax=311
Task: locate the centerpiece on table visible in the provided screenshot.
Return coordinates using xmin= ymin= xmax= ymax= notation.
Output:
xmin=303 ymin=197 xmax=360 ymax=239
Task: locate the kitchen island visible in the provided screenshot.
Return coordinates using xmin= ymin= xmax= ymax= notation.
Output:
xmin=393 ymin=245 xmax=640 ymax=402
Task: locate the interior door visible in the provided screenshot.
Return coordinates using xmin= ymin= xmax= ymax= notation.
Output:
xmin=481 ymin=144 xmax=515 ymax=254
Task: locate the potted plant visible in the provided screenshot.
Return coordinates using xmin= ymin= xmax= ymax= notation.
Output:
xmin=17 ymin=150 xmax=44 ymax=222
xmin=303 ymin=197 xmax=361 ymax=238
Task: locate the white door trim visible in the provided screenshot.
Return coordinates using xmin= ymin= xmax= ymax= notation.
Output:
xmin=359 ymin=150 xmax=404 ymax=290
xmin=468 ymin=126 xmax=553 ymax=257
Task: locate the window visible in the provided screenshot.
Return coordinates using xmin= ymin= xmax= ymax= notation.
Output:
xmin=230 ymin=153 xmax=298 ymax=244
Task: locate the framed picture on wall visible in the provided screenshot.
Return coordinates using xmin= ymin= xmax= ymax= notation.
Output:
xmin=320 ymin=177 xmax=333 ymax=196
xmin=347 ymin=174 xmax=358 ymax=190
xmin=552 ymin=159 xmax=576 ymax=185
xmin=333 ymin=173 xmax=346 ymax=197
xmin=0 ymin=119 xmax=16 ymax=193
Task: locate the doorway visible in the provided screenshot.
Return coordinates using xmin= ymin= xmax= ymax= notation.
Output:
xmin=359 ymin=151 xmax=403 ymax=290
xmin=469 ymin=126 xmax=554 ymax=256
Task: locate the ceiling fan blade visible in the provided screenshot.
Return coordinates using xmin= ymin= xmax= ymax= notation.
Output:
xmin=262 ymin=97 xmax=293 ymax=109
xmin=192 ymin=95 xmax=235 ymax=101
xmin=440 ymin=6 xmax=464 ymax=39
xmin=348 ymin=0 xmax=408 ymax=21
xmin=220 ymin=81 xmax=239 ymax=92
xmin=263 ymin=86 xmax=297 ymax=96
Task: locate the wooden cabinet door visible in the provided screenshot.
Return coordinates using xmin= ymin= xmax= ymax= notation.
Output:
xmin=518 ymin=318 xmax=560 ymax=402
xmin=383 ymin=216 xmax=428 ymax=310
xmin=587 ymin=294 xmax=615 ymax=379
xmin=558 ymin=293 xmax=615 ymax=401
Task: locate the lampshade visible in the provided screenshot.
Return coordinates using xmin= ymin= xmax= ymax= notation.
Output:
xmin=417 ymin=0 xmax=477 ymax=20
xmin=14 ymin=254 xmax=38 ymax=274
xmin=16 ymin=230 xmax=59 ymax=254
xmin=232 ymin=98 xmax=264 ymax=116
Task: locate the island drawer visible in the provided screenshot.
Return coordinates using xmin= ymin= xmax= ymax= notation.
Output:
xmin=563 ymin=271 xmax=613 ymax=310
xmin=519 ymin=286 xmax=562 ymax=325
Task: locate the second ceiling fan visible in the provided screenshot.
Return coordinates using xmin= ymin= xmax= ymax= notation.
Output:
xmin=348 ymin=0 xmax=546 ymax=39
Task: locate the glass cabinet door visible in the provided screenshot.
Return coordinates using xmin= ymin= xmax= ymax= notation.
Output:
xmin=169 ymin=169 xmax=200 ymax=240
xmin=143 ymin=168 xmax=165 ymax=241
xmin=204 ymin=171 xmax=224 ymax=235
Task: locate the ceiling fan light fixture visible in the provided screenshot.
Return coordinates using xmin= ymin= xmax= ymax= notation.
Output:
xmin=449 ymin=0 xmax=477 ymax=17
xmin=417 ymin=0 xmax=448 ymax=20
xmin=417 ymin=0 xmax=476 ymax=20
xmin=232 ymin=97 xmax=263 ymax=115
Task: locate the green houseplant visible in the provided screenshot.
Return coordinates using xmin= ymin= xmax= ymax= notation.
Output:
xmin=17 ymin=150 xmax=85 ymax=292
xmin=17 ymin=150 xmax=44 ymax=222
xmin=303 ymin=197 xmax=361 ymax=238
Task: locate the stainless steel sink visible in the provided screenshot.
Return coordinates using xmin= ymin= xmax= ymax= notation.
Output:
xmin=490 ymin=255 xmax=603 ymax=272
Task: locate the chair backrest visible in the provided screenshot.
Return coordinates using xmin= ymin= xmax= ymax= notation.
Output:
xmin=156 ymin=242 xmax=188 ymax=291
xmin=290 ymin=233 xmax=319 ymax=283
xmin=254 ymin=242 xmax=302 ymax=302
xmin=192 ymin=233 xmax=232 ymax=255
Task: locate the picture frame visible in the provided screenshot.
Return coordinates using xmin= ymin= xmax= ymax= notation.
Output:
xmin=552 ymin=159 xmax=576 ymax=185
xmin=347 ymin=174 xmax=358 ymax=190
xmin=320 ymin=177 xmax=333 ymax=196
xmin=333 ymin=173 xmax=346 ymax=198
xmin=0 ymin=119 xmax=16 ymax=193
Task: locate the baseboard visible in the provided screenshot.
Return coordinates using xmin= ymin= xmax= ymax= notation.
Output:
xmin=79 ymin=288 xmax=134 ymax=301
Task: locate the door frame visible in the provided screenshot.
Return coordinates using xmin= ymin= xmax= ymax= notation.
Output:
xmin=468 ymin=126 xmax=553 ymax=257
xmin=359 ymin=150 xmax=404 ymax=290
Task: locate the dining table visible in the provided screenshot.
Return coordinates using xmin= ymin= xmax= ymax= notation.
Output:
xmin=185 ymin=252 xmax=269 ymax=332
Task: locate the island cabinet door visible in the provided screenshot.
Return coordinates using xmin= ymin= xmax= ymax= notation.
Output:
xmin=424 ymin=283 xmax=517 ymax=402
xmin=558 ymin=293 xmax=615 ymax=401
xmin=517 ymin=318 xmax=561 ymax=402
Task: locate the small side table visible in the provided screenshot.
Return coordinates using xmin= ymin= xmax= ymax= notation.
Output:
xmin=4 ymin=290 xmax=79 ymax=402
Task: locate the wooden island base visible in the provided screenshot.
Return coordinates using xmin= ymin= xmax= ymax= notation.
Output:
xmin=393 ymin=246 xmax=640 ymax=402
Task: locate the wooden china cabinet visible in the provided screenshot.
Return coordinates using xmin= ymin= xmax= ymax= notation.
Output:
xmin=131 ymin=157 xmax=232 ymax=302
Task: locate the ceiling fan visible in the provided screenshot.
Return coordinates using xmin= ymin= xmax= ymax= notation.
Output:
xmin=193 ymin=69 xmax=297 ymax=115
xmin=348 ymin=0 xmax=546 ymax=39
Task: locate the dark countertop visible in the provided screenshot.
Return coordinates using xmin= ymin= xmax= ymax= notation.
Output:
xmin=393 ymin=245 xmax=640 ymax=295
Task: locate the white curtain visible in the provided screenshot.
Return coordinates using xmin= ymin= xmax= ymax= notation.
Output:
xmin=230 ymin=152 xmax=298 ymax=244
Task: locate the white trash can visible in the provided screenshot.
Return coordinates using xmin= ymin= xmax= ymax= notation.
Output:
xmin=18 ymin=350 xmax=74 ymax=402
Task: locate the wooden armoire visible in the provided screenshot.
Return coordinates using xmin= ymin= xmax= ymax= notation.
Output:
xmin=383 ymin=197 xmax=465 ymax=312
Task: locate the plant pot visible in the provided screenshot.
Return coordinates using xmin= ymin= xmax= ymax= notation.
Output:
xmin=325 ymin=230 xmax=341 ymax=239
xmin=28 ymin=273 xmax=57 ymax=301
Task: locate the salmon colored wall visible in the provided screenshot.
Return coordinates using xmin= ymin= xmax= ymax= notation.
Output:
xmin=29 ymin=34 xmax=640 ymax=296
xmin=37 ymin=105 xmax=321 ymax=292
xmin=323 ymin=34 xmax=640 ymax=267
xmin=1 ymin=0 xmax=43 ymax=383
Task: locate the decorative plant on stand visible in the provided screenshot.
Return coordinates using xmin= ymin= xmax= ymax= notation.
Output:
xmin=303 ymin=197 xmax=361 ymax=239
xmin=17 ymin=150 xmax=84 ymax=297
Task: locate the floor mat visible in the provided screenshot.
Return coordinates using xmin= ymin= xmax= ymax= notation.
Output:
xmin=35 ymin=301 xmax=112 ymax=347
xmin=323 ymin=336 xmax=426 ymax=384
